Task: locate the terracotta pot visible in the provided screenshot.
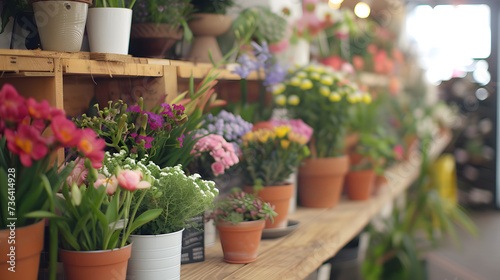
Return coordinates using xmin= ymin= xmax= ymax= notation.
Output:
xmin=216 ymin=220 xmax=265 ymax=264
xmin=373 ymin=174 xmax=388 ymax=195
xmin=130 ymin=23 xmax=183 ymax=58
xmin=0 ymin=219 xmax=45 ymax=280
xmin=188 ymin=13 xmax=232 ymax=63
xmin=348 ymin=151 xmax=364 ymax=166
xmin=298 ymin=156 xmax=350 ymax=208
xmin=403 ymin=134 xmax=419 ymax=161
xmin=243 ymin=184 xmax=294 ymax=229
xmin=345 ymin=169 xmax=375 ymax=201
xmin=59 ymin=243 xmax=132 ymax=280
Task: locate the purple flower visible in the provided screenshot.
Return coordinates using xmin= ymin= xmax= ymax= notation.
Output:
xmin=251 ymin=41 xmax=272 ymax=62
xmin=127 ymin=105 xmax=141 ymax=113
xmin=146 ymin=112 xmax=163 ymax=130
xmin=173 ymin=104 xmax=185 ymax=112
xmin=264 ymin=61 xmax=286 ymax=86
xmin=177 ymin=134 xmax=185 ymax=147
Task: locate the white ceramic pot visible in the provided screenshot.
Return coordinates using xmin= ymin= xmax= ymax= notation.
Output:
xmin=33 ymin=1 xmax=88 ymax=52
xmin=204 ymin=218 xmax=216 ymax=248
xmin=86 ymin=7 xmax=132 ymax=55
xmin=127 ymin=229 xmax=184 ymax=280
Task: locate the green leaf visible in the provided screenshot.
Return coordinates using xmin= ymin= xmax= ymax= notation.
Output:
xmin=24 ymin=210 xmax=62 ymax=220
xmin=129 ymin=209 xmax=163 ymax=234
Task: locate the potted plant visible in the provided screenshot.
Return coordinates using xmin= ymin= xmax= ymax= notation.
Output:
xmin=211 ymin=190 xmax=277 ymax=264
xmin=274 ymin=64 xmax=369 ymax=208
xmin=31 ymin=0 xmax=92 ymax=52
xmin=239 ymin=124 xmax=310 ymax=229
xmin=0 ymin=84 xmax=105 ymax=280
xmin=130 ymin=0 xmax=194 ymax=58
xmin=86 ymin=0 xmax=136 ymax=54
xmin=187 ymin=0 xmax=235 ymax=62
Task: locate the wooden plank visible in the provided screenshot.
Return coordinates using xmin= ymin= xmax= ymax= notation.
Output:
xmin=169 ymin=60 xmax=261 ymax=80
xmin=0 ymin=49 xmax=90 ymax=59
xmin=89 ymin=52 xmax=134 ymax=63
xmin=180 ymin=131 xmax=452 ymax=280
xmin=0 ymin=56 xmax=54 ymax=72
xmin=62 ymin=59 xmax=164 ymax=77
xmin=0 ymin=72 xmax=55 ymax=78
xmin=63 ymin=76 xmax=97 ymax=117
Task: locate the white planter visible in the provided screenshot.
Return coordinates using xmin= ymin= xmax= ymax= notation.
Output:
xmin=127 ymin=229 xmax=184 ymax=280
xmin=33 ymin=1 xmax=88 ymax=52
xmin=204 ymin=219 xmax=216 ymax=248
xmin=86 ymin=7 xmax=132 ymax=55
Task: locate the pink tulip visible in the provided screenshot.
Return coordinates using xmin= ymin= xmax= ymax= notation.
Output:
xmin=4 ymin=125 xmax=48 ymax=167
xmin=117 ymin=170 xmax=151 ymax=191
xmin=211 ymin=162 xmax=225 ymax=176
xmin=94 ymin=174 xmax=119 ymax=195
xmin=67 ymin=158 xmax=89 ymax=187
xmin=0 ymin=84 xmax=29 ymax=123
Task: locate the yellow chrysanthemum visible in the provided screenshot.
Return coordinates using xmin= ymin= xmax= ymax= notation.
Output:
xmin=255 ymin=130 xmax=275 ymax=143
xmin=347 ymin=95 xmax=357 ymax=104
xmin=310 ymin=72 xmax=321 ymax=80
xmin=274 ymin=125 xmax=291 ymax=138
xmin=288 ymin=95 xmax=300 ymax=106
xmin=280 ymin=139 xmax=290 ymax=149
xmin=242 ymin=132 xmax=255 ymax=142
xmin=315 ymin=66 xmax=325 ymax=74
xmin=290 ymin=77 xmax=301 ymax=87
xmin=329 ymin=93 xmax=342 ymax=102
xmin=275 ymin=94 xmax=287 ymax=106
xmin=272 ymin=83 xmax=286 ymax=95
xmin=300 ymin=79 xmax=313 ymax=90
xmin=296 ymin=71 xmax=307 ymax=78
xmin=319 ymin=86 xmax=330 ymax=97
xmin=363 ymin=93 xmax=372 ymax=104
xmin=307 ymin=65 xmax=317 ymax=72
xmin=320 ymin=76 xmax=333 ymax=86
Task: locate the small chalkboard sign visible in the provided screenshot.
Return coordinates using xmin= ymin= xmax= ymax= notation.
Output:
xmin=181 ymin=214 xmax=205 ymax=264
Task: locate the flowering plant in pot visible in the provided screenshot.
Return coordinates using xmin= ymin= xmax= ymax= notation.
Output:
xmin=189 ymin=134 xmax=239 ymax=180
xmin=210 ymin=190 xmax=276 ymax=264
xmin=273 ymin=64 xmax=369 ymax=208
xmin=0 ymin=84 xmax=105 ymax=280
xmin=131 ymin=0 xmax=194 ymax=58
xmin=99 ymin=151 xmax=218 ymax=279
xmin=240 ymin=124 xmax=310 ymax=228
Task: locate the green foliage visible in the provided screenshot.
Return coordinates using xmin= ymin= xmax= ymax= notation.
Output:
xmin=94 ymin=0 xmax=136 ymax=8
xmin=233 ymin=6 xmax=288 ymax=45
xmin=0 ymin=0 xmax=30 ymax=34
xmin=190 ymin=0 xmax=235 ymax=14
xmin=239 ymin=126 xmax=310 ymax=187
xmin=212 ymin=190 xmax=277 ymax=225
xmin=133 ymin=165 xmax=218 ymax=234
xmin=354 ymin=131 xmax=397 ymax=175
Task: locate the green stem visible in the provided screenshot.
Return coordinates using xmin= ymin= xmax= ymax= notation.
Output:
xmin=120 ymin=192 xmax=132 ymax=248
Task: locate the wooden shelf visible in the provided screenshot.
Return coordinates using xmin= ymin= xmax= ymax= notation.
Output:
xmin=181 ymin=131 xmax=452 ymax=280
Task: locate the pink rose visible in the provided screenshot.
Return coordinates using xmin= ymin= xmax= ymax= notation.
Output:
xmin=117 ymin=170 xmax=151 ymax=191
xmin=211 ymin=162 xmax=225 ymax=177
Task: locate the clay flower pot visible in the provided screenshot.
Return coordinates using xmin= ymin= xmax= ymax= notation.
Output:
xmin=130 ymin=23 xmax=183 ymax=58
xmin=298 ymin=156 xmax=350 ymax=208
xmin=188 ymin=13 xmax=232 ymax=63
xmin=345 ymin=169 xmax=375 ymax=201
xmin=373 ymin=174 xmax=388 ymax=195
xmin=216 ymin=220 xmax=265 ymax=264
xmin=59 ymin=243 xmax=132 ymax=280
xmin=0 ymin=219 xmax=45 ymax=280
xmin=244 ymin=184 xmax=294 ymax=229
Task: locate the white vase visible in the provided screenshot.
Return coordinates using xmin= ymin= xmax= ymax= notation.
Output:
xmin=32 ymin=1 xmax=88 ymax=52
xmin=127 ymin=229 xmax=184 ymax=280
xmin=86 ymin=7 xmax=132 ymax=55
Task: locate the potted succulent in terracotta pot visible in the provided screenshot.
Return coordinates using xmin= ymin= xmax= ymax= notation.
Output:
xmin=274 ymin=64 xmax=370 ymax=208
xmin=31 ymin=0 xmax=92 ymax=52
xmin=240 ymin=123 xmax=311 ymax=229
xmin=187 ymin=0 xmax=235 ymax=62
xmin=130 ymin=0 xmax=194 ymax=58
xmin=211 ymin=190 xmax=276 ymax=264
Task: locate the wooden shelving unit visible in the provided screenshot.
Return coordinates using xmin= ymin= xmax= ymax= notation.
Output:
xmin=181 ymin=131 xmax=452 ymax=280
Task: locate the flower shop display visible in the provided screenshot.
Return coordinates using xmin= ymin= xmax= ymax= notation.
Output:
xmin=240 ymin=125 xmax=310 ymax=228
xmin=86 ymin=0 xmax=135 ymax=54
xmin=187 ymin=0 xmax=235 ymax=62
xmin=211 ymin=191 xmax=276 ymax=264
xmin=190 ymin=134 xmax=239 ymax=180
xmin=32 ymin=0 xmax=91 ymax=52
xmin=96 ymin=152 xmax=217 ymax=279
xmin=0 ymin=83 xmax=105 ymax=279
xmin=130 ymin=0 xmax=194 ymax=58
xmin=274 ymin=64 xmax=369 ymax=208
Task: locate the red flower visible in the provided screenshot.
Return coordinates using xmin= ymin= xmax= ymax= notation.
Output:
xmin=51 ymin=116 xmax=81 ymax=146
xmin=352 ymin=55 xmax=365 ymax=71
xmin=27 ymin=98 xmax=51 ymax=120
xmin=0 ymin=84 xmax=28 ymax=123
xmin=77 ymin=128 xmax=105 ymax=169
xmin=4 ymin=124 xmax=48 ymax=167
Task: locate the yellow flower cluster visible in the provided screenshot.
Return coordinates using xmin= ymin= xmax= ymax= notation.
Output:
xmin=241 ymin=125 xmax=308 ymax=148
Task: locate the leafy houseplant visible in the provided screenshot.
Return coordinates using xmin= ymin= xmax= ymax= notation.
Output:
xmin=190 ymin=0 xmax=234 ymax=15
xmin=130 ymin=0 xmax=194 ymax=58
xmin=0 ymin=84 xmax=105 ymax=279
xmin=212 ymin=190 xmax=276 ymax=263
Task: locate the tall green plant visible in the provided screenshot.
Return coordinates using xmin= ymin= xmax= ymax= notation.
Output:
xmin=94 ymin=0 xmax=136 ymax=8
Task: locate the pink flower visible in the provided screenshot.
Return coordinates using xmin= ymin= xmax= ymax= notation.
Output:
xmin=221 ymin=156 xmax=234 ymax=168
xmin=211 ymin=162 xmax=225 ymax=177
xmin=269 ymin=39 xmax=289 ymax=53
xmin=94 ymin=174 xmax=118 ymax=195
xmin=51 ymin=116 xmax=80 ymax=146
xmin=27 ymin=98 xmax=51 ymax=120
xmin=49 ymin=108 xmax=66 ymax=120
xmin=211 ymin=148 xmax=226 ymax=159
xmin=0 ymin=84 xmax=28 ymax=123
xmin=394 ymin=145 xmax=404 ymax=161
xmin=117 ymin=170 xmax=151 ymax=191
xmin=66 ymin=158 xmax=88 ymax=186
xmin=4 ymin=124 xmax=48 ymax=167
xmin=77 ymin=128 xmax=106 ymax=169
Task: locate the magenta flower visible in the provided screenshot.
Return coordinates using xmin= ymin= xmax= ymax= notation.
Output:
xmin=0 ymin=84 xmax=28 ymax=123
xmin=4 ymin=125 xmax=48 ymax=167
xmin=51 ymin=116 xmax=81 ymax=146
xmin=117 ymin=169 xmax=151 ymax=191
xmin=27 ymin=98 xmax=51 ymax=120
xmin=77 ymin=128 xmax=106 ymax=169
